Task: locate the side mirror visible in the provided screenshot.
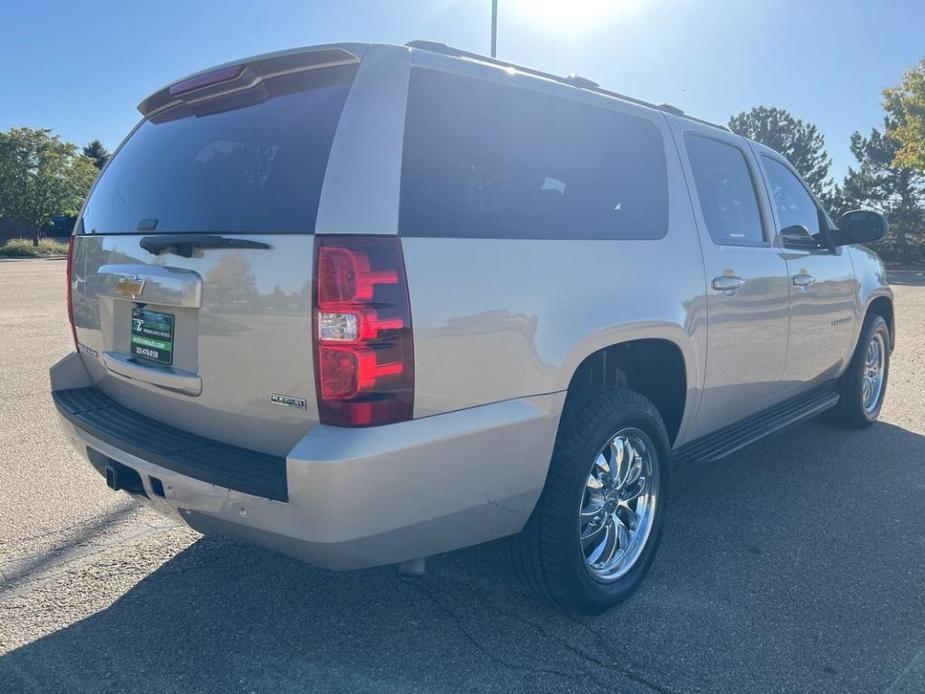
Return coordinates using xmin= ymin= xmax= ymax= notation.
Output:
xmin=832 ymin=209 xmax=888 ymax=246
xmin=781 ymin=224 xmax=820 ymax=250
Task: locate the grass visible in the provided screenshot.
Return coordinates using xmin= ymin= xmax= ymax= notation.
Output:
xmin=0 ymin=237 xmax=69 ymax=258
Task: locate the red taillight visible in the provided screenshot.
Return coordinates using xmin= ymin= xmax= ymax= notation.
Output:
xmin=313 ymin=236 xmax=413 ymax=426
xmin=66 ymin=236 xmax=78 ymax=351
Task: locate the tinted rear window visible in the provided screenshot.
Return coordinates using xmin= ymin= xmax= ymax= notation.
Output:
xmin=399 ymin=69 xmax=669 ymax=240
xmin=80 ymin=65 xmax=356 ymax=235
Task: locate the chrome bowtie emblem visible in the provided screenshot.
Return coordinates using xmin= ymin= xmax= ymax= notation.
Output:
xmin=115 ymin=275 xmax=146 ymax=299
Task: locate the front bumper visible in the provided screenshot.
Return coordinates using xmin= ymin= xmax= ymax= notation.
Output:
xmin=51 ymin=352 xmax=564 ymax=569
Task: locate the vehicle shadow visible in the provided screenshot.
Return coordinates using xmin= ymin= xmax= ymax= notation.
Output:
xmin=2 ymin=421 xmax=924 ymax=694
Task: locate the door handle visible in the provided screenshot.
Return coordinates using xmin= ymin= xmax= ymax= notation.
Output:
xmin=98 ymin=264 xmax=202 ymax=308
xmin=712 ymin=275 xmax=746 ymax=293
xmin=793 ymin=273 xmax=816 ymax=288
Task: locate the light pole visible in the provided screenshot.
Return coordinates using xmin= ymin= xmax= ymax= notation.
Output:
xmin=491 ymin=0 xmax=498 ymax=57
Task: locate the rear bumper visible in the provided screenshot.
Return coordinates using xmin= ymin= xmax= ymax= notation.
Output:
xmin=51 ymin=352 xmax=564 ymax=569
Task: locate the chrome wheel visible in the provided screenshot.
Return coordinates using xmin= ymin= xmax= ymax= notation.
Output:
xmin=578 ymin=427 xmax=659 ymax=582
xmin=862 ymin=332 xmax=886 ymax=414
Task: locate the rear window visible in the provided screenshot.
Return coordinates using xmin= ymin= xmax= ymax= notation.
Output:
xmin=399 ymin=69 xmax=669 ymax=240
xmin=80 ymin=65 xmax=356 ymax=235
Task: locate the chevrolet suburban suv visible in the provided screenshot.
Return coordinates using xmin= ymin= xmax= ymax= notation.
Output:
xmin=51 ymin=41 xmax=894 ymax=613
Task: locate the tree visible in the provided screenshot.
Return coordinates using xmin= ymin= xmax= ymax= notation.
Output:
xmin=82 ymin=139 xmax=110 ymax=169
xmin=0 ymin=127 xmax=98 ymax=245
xmin=728 ymin=106 xmax=835 ymax=204
xmin=842 ymin=124 xmax=925 ymax=261
xmin=204 ymin=254 xmax=259 ymax=310
xmin=883 ymin=59 xmax=925 ymax=171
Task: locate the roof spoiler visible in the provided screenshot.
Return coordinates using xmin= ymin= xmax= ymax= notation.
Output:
xmin=137 ymin=44 xmax=364 ymax=118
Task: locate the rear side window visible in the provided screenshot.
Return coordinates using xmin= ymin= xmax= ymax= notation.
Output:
xmin=685 ymin=134 xmax=765 ymax=246
xmin=80 ymin=65 xmax=356 ymax=235
xmin=399 ymin=69 xmax=669 ymax=240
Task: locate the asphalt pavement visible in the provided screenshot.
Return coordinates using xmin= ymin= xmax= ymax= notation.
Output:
xmin=1 ymin=258 xmax=923 ymax=693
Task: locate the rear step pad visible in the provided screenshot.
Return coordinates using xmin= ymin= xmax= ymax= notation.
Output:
xmin=673 ymin=385 xmax=839 ymax=465
xmin=53 ymin=387 xmax=288 ymax=502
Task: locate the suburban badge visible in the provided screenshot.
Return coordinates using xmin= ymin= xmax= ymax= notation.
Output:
xmin=270 ymin=393 xmax=307 ymax=410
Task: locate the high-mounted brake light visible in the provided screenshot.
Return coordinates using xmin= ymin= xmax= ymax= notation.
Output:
xmin=169 ymin=65 xmax=246 ymax=97
xmin=313 ymin=236 xmax=413 ymax=426
xmin=66 ymin=237 xmax=78 ymax=351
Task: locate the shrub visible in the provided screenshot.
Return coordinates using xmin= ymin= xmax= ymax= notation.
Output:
xmin=0 ymin=237 xmax=70 ymax=258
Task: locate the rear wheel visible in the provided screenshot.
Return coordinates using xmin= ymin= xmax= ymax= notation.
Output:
xmin=511 ymin=389 xmax=671 ymax=614
xmin=830 ymin=313 xmax=890 ymax=428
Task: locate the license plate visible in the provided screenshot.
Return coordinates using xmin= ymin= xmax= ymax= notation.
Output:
xmin=131 ymin=307 xmax=175 ymax=365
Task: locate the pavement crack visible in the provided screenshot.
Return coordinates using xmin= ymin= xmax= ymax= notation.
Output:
xmin=496 ymin=607 xmax=675 ymax=694
xmin=562 ymin=612 xmax=655 ymax=678
xmin=0 ymin=503 xmax=140 ymax=549
xmin=405 ymin=578 xmax=611 ymax=690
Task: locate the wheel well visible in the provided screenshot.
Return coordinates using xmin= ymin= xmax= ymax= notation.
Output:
xmin=566 ymin=339 xmax=687 ymax=445
xmin=867 ymin=297 xmax=894 ymax=349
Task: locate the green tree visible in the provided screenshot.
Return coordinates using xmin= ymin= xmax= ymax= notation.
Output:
xmin=82 ymin=139 xmax=110 ymax=169
xmin=0 ymin=127 xmax=98 ymax=245
xmin=883 ymin=59 xmax=925 ymax=171
xmin=842 ymin=124 xmax=925 ymax=261
xmin=728 ymin=106 xmax=835 ymax=205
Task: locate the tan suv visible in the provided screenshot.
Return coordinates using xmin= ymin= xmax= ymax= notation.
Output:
xmin=52 ymin=41 xmax=893 ymax=613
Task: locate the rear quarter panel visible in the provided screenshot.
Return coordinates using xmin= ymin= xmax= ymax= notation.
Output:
xmin=401 ymin=78 xmax=709 ymax=446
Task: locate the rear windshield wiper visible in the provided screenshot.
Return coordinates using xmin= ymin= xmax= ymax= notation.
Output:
xmin=140 ymin=234 xmax=271 ymax=258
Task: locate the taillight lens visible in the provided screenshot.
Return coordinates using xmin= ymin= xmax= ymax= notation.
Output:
xmin=313 ymin=236 xmax=413 ymax=426
xmin=66 ymin=236 xmax=78 ymax=351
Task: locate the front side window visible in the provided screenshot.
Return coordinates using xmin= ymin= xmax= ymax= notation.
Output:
xmin=685 ymin=135 xmax=765 ymax=246
xmin=400 ymin=69 xmax=669 ymax=240
xmin=761 ymin=156 xmax=823 ymax=237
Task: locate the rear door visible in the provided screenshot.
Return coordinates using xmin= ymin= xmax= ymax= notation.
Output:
xmin=673 ymin=123 xmax=791 ymax=434
xmin=70 ymin=57 xmax=359 ymax=455
xmin=754 ymin=150 xmax=858 ymax=384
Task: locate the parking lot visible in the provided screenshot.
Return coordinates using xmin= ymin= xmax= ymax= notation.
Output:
xmin=1 ymin=257 xmax=923 ymax=693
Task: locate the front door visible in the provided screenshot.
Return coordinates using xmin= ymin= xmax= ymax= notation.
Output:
xmin=755 ymin=151 xmax=858 ymax=387
xmin=674 ymin=125 xmax=791 ymax=436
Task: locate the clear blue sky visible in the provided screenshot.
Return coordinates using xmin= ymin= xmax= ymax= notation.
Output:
xmin=2 ymin=0 xmax=922 ymax=181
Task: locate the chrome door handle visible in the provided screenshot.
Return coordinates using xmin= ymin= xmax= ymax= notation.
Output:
xmin=97 ymin=264 xmax=202 ymax=308
xmin=793 ymin=273 xmax=816 ymax=288
xmin=712 ymin=275 xmax=746 ymax=292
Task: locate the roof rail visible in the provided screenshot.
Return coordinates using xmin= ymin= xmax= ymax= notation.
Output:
xmin=406 ymin=40 xmax=730 ymax=133
xmin=564 ymin=74 xmax=599 ymax=89
xmin=657 ymin=103 xmax=685 ymax=116
xmin=655 ymin=101 xmax=731 ymax=132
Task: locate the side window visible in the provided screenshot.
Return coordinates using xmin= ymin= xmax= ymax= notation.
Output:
xmin=684 ymin=134 xmax=765 ymax=246
xmin=761 ymin=156 xmax=822 ymax=236
xmin=400 ymin=69 xmax=669 ymax=240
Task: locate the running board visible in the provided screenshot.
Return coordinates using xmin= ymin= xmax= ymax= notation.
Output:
xmin=673 ymin=386 xmax=839 ymax=465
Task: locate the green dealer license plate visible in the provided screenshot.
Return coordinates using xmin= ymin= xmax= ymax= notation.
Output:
xmin=131 ymin=307 xmax=175 ymax=365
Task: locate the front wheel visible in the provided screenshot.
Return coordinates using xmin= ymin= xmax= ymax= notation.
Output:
xmin=830 ymin=313 xmax=891 ymax=428
xmin=511 ymin=389 xmax=671 ymax=614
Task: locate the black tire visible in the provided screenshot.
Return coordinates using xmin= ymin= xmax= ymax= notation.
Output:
xmin=830 ymin=313 xmax=890 ymax=428
xmin=510 ymin=388 xmax=671 ymax=614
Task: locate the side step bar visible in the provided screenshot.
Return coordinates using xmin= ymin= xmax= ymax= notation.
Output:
xmin=673 ymin=385 xmax=839 ymax=465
